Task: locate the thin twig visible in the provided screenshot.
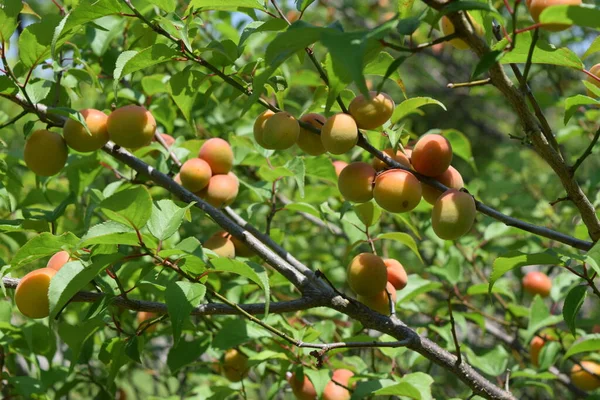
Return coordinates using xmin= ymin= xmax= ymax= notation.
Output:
xmin=447 ymin=295 xmax=462 ymax=365
xmin=571 ymin=127 xmax=600 ymax=175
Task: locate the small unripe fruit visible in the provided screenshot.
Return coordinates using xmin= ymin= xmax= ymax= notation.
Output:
xmin=47 ymin=251 xmax=71 ymax=271
xmin=137 ymin=311 xmax=158 ymax=333
xmin=571 ymin=361 xmax=600 ymax=391
xmin=373 ymin=170 xmax=422 ymax=213
xmin=411 ymin=134 xmax=453 ymax=177
xmin=198 ymin=138 xmax=234 ymax=174
xmin=288 ymin=373 xmax=317 ymax=400
xmin=348 ymin=91 xmax=395 ymax=130
xmin=384 ymin=259 xmax=408 ymax=290
xmin=24 ymin=130 xmax=68 ymax=176
xmin=262 ymin=112 xmax=300 ymax=150
xmin=253 ymin=110 xmax=275 ymax=148
xmin=180 ymin=158 xmax=212 ymax=192
xmin=431 ymin=189 xmax=476 ymax=240
xmin=358 ymin=282 xmax=397 ymax=315
xmin=522 ymin=271 xmax=552 ymax=297
xmin=198 ymin=173 xmax=239 ymax=208
xmin=332 ymin=160 xmax=348 ymax=177
xmin=107 ymin=105 xmax=157 ymax=148
xmin=528 ymin=0 xmax=582 ymax=31
xmin=422 ymin=166 xmax=464 ymax=205
xmin=323 ymin=369 xmax=355 ymax=400
xmin=440 ymin=13 xmax=484 ymax=50
xmin=63 ymin=109 xmax=109 ymax=152
xmin=223 ymin=349 xmax=249 ymax=382
xmin=15 ymin=268 xmax=57 ymax=319
xmin=204 ymin=231 xmax=236 ymax=258
xmin=297 ymin=113 xmax=327 ymax=156
xmin=338 ymin=162 xmax=376 ymax=203
xmin=321 ymin=113 xmax=358 ymax=155
xmin=372 ymin=148 xmax=411 ymax=171
xmin=347 ymin=253 xmax=387 ymax=297
xmin=586 ymin=64 xmax=600 ymax=97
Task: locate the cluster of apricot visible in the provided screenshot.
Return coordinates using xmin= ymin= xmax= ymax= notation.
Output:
xmin=24 ymin=105 xmax=157 ymax=176
xmin=338 ymin=133 xmax=476 ymax=241
xmin=202 ymin=230 xmax=254 ymax=258
xmin=175 ymin=138 xmax=239 ymax=208
xmin=253 ymin=91 xmax=394 ymax=155
xmin=347 ymin=253 xmax=407 ymax=315
xmin=288 ymin=369 xmax=354 ymax=400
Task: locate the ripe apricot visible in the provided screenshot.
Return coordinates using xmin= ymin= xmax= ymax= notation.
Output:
xmin=358 ymin=282 xmax=397 ymax=315
xmin=586 ymin=64 xmax=600 ymax=97
xmin=198 ymin=138 xmax=234 ymax=174
xmin=146 ymin=133 xmax=175 ymax=158
xmin=384 ymin=259 xmax=407 ymax=290
xmin=323 ymin=369 xmax=354 ymax=400
xmin=347 ymin=253 xmax=387 ymax=297
xmin=261 ymin=112 xmax=300 ymax=150
xmin=348 ymin=91 xmax=395 ymax=130
xmin=253 ymin=110 xmax=275 ymax=148
xmin=24 ymin=130 xmax=68 ymax=176
xmin=180 ymin=158 xmax=212 ymax=192
xmin=204 ymin=231 xmax=236 ymax=258
xmin=522 ymin=271 xmax=552 ymax=297
xmin=297 ymin=113 xmax=327 ymax=156
xmin=373 ymin=170 xmax=422 ymax=213
xmin=137 ymin=311 xmax=158 ymax=333
xmin=15 ymin=267 xmax=57 ymax=319
xmin=230 ymin=236 xmax=254 ymax=258
xmin=288 ymin=373 xmax=317 ymax=400
xmin=422 ymin=166 xmax=464 ymax=205
xmin=63 ymin=108 xmax=109 ymax=152
xmin=571 ymin=361 xmax=600 ymax=391
xmin=198 ymin=173 xmax=239 ymax=208
xmin=338 ymin=162 xmax=376 ymax=203
xmin=47 ymin=251 xmax=71 ymax=271
xmin=431 ymin=189 xmax=476 ymax=240
xmin=411 ymin=134 xmax=453 ymax=177
xmin=332 ymin=160 xmax=348 ymax=177
xmin=372 ymin=148 xmax=411 ymax=171
xmin=173 ymin=173 xmax=182 ymax=185
xmin=107 ymin=105 xmax=157 ymax=148
xmin=321 ymin=113 xmax=358 ymax=155
xmin=223 ymin=349 xmax=249 ymax=382
xmin=528 ymin=0 xmax=581 ymax=31
xmin=440 ymin=13 xmax=484 ymax=50
xmin=530 ymin=335 xmax=552 ymax=367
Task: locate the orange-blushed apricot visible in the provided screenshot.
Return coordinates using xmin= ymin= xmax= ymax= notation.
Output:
xmin=528 ymin=0 xmax=582 ymax=31
xmin=180 ymin=158 xmax=212 ymax=192
xmin=198 ymin=138 xmax=234 ymax=174
xmin=137 ymin=311 xmax=158 ymax=333
xmin=198 ymin=173 xmax=239 ymax=208
xmin=348 ymin=91 xmax=395 ymax=130
xmin=586 ymin=63 xmax=600 ymax=97
xmin=204 ymin=231 xmax=236 ymax=258
xmin=384 ymin=258 xmax=408 ymax=290
xmin=107 ymin=105 xmax=157 ymax=148
xmin=347 ymin=253 xmax=387 ymax=297
xmin=24 ymin=130 xmax=68 ymax=176
xmin=422 ymin=166 xmax=464 ymax=205
xmin=411 ymin=134 xmax=453 ymax=177
xmin=332 ymin=160 xmax=348 ymax=177
xmin=431 ymin=189 xmax=476 ymax=240
xmin=373 ymin=170 xmax=422 ymax=213
xmin=571 ymin=361 xmax=600 ymax=391
xmin=223 ymin=349 xmax=249 ymax=382
xmin=63 ymin=108 xmax=109 ymax=152
xmin=372 ymin=148 xmax=411 ymax=171
xmin=338 ymin=162 xmax=376 ymax=203
xmin=358 ymin=282 xmax=397 ymax=315
xmin=15 ymin=268 xmax=57 ymax=319
xmin=440 ymin=13 xmax=484 ymax=50
xmin=253 ymin=110 xmax=275 ymax=148
xmin=321 ymin=113 xmax=358 ymax=155
xmin=323 ymin=369 xmax=355 ymax=400
xmin=522 ymin=271 xmax=552 ymax=298
xmin=47 ymin=251 xmax=71 ymax=271
xmin=297 ymin=113 xmax=327 ymax=156
xmin=288 ymin=373 xmax=317 ymax=400
xmin=262 ymin=112 xmax=300 ymax=150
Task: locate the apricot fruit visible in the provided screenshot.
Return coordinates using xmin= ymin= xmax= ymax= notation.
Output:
xmin=522 ymin=271 xmax=552 ymax=298
xmin=204 ymin=231 xmax=236 ymax=258
xmin=223 ymin=349 xmax=249 ymax=382
xmin=24 ymin=130 xmax=68 ymax=176
xmin=528 ymin=0 xmax=582 ymax=31
xmin=173 ymin=173 xmax=182 ymax=185
xmin=332 ymin=160 xmax=348 ymax=177
xmin=373 ymin=170 xmax=422 ymax=213
xmin=146 ymin=133 xmax=175 ymax=158
xmin=347 ymin=253 xmax=387 ymax=297
xmin=372 ymin=148 xmax=411 ymax=171
xmin=15 ymin=267 xmax=57 ymax=319
xmin=323 ymin=369 xmax=354 ymax=400
xmin=198 ymin=173 xmax=239 ymax=208
xmin=440 ymin=13 xmax=484 ymax=50
xmin=321 ymin=113 xmax=358 ymax=155
xmin=586 ymin=63 xmax=600 ymax=97
xmin=411 ymin=134 xmax=453 ymax=177
xmin=297 ymin=113 xmax=327 ymax=156
xmin=198 ymin=138 xmax=234 ymax=174
xmin=137 ymin=311 xmax=158 ymax=333
xmin=571 ymin=361 xmax=600 ymax=391
xmin=288 ymin=373 xmax=317 ymax=400
xmin=261 ymin=112 xmax=300 ymax=150
xmin=47 ymin=251 xmax=71 ymax=271
xmin=348 ymin=91 xmax=395 ymax=130
xmin=422 ymin=166 xmax=464 ymax=205
xmin=530 ymin=335 xmax=553 ymax=367
xmin=358 ymin=282 xmax=397 ymax=315
xmin=384 ymin=258 xmax=408 ymax=290
xmin=338 ymin=162 xmax=376 ymax=203
xmin=180 ymin=158 xmax=212 ymax=192
xmin=253 ymin=109 xmax=275 ymax=148
xmin=230 ymin=236 xmax=254 ymax=258
xmin=107 ymin=105 xmax=157 ymax=148
xmin=431 ymin=189 xmax=476 ymax=240
xmin=63 ymin=108 xmax=109 ymax=152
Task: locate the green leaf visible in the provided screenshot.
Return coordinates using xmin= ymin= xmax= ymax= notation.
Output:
xmin=169 ymin=69 xmax=206 ymax=123
xmin=539 ymin=4 xmax=600 ymax=29
xmin=563 ymin=334 xmax=600 ymax=359
xmin=583 ymin=35 xmax=600 ymax=60
xmin=377 ymin=232 xmax=423 ymax=262
xmin=167 ymin=337 xmax=211 ymax=374
xmin=48 ymin=255 xmax=122 ymax=319
xmin=441 ymin=129 xmax=477 ymax=172
xmin=585 ymin=240 xmax=600 ymax=277
xmin=373 ymin=382 xmax=421 ymax=399
xmin=147 ymin=200 xmax=194 ymax=241
xmin=489 ymin=251 xmax=560 ymax=293
xmin=99 ymin=186 xmax=153 ymax=230
xmin=165 ymin=281 xmax=206 ymax=346
xmin=525 ymin=296 xmax=563 ymax=342
xmin=375 ymin=372 xmax=433 ymax=399
xmin=284 ymin=202 xmax=321 ymax=218
xmin=563 ymin=285 xmax=588 ymax=336
xmin=58 ymin=319 xmax=104 ymax=373
xmin=564 ymin=95 xmax=600 ymax=124
xmin=187 ymin=0 xmax=265 ymax=11
xmin=148 ymin=0 xmax=177 ymax=13
xmin=239 ymin=19 xmax=288 ymax=48
xmin=19 ymin=16 xmax=62 ymax=68
xmin=396 ymin=275 xmax=442 ymax=304
xmin=433 ymin=1 xmax=502 ymax=24
xmin=119 ymin=44 xmax=178 ymax=78
xmin=80 ymin=221 xmax=150 ymax=247
xmin=305 ymin=155 xmax=337 ymax=183
xmin=391 ymin=97 xmax=446 ymax=124
xmin=11 ymin=232 xmax=79 ymax=269
xmin=353 ymin=201 xmax=382 ymax=227
xmin=464 ymin=345 xmax=509 ymax=376
xmin=304 ymin=369 xmax=330 ymax=398
xmin=472 ymin=50 xmax=504 ymax=79
xmin=285 ymin=157 xmax=305 ymax=198
xmin=0 ymin=0 xmax=22 ymax=41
